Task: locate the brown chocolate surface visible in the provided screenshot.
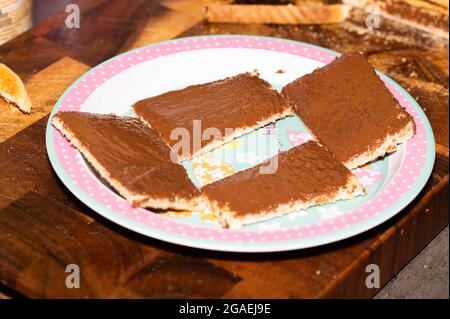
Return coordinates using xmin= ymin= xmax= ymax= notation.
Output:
xmin=202 ymin=141 xmax=355 ymax=216
xmin=133 ymin=73 xmax=293 ymax=159
xmin=52 ymin=112 xmax=199 ymax=203
xmin=282 ymin=52 xmax=415 ymax=165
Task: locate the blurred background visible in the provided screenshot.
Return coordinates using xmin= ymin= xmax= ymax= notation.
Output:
xmin=1 ymin=0 xmax=83 ymax=45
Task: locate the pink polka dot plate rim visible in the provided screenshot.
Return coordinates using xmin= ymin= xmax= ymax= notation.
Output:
xmin=45 ymin=35 xmax=435 ymax=253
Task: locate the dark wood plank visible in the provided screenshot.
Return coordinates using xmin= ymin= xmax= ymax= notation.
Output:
xmin=42 ymin=0 xmax=168 ymax=66
xmin=0 ymin=36 xmax=71 ymax=81
xmin=112 ymin=254 xmax=241 ymax=298
xmin=0 ymin=117 xmax=53 ymax=209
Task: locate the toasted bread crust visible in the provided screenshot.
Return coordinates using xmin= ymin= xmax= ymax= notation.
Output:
xmin=204 ymin=3 xmax=351 ymax=25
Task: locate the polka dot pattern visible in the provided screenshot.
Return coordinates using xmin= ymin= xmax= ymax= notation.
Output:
xmin=51 ymin=36 xmax=433 ymax=247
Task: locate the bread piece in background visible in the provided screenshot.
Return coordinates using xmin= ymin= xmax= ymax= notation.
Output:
xmin=343 ymin=0 xmax=449 ymax=39
xmin=204 ymin=1 xmax=352 ymax=25
xmin=0 ymin=63 xmax=32 ymax=113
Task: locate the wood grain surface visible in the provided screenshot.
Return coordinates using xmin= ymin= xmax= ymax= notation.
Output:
xmin=0 ymin=0 xmax=448 ymax=298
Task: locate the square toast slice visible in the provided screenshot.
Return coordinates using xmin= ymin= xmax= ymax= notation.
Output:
xmin=133 ymin=72 xmax=294 ymax=161
xmin=52 ymin=111 xmax=203 ymax=211
xmin=282 ymin=52 xmax=415 ymax=169
xmin=202 ymin=141 xmax=365 ymax=228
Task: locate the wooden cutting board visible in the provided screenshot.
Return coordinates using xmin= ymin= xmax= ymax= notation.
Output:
xmin=0 ymin=0 xmax=448 ymax=298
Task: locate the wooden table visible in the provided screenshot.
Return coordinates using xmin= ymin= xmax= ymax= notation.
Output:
xmin=0 ymin=0 xmax=448 ymax=298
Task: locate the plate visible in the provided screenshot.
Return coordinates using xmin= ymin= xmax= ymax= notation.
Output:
xmin=46 ymin=35 xmax=435 ymax=252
